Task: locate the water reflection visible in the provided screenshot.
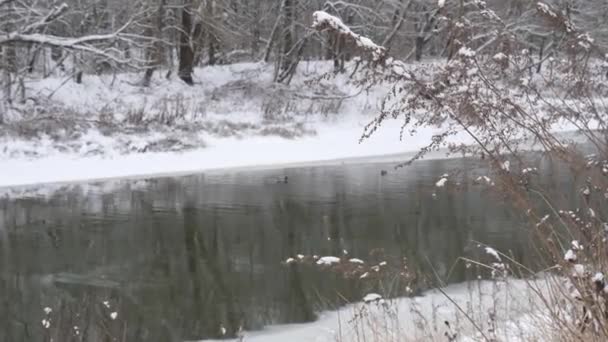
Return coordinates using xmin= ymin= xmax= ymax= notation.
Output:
xmin=0 ymin=157 xmax=564 ymax=341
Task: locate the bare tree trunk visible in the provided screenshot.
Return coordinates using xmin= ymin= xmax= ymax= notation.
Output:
xmin=279 ymin=0 xmax=295 ymax=73
xmin=263 ymin=1 xmax=283 ymax=63
xmin=3 ymin=1 xmax=16 ymax=103
xmin=178 ymin=0 xmax=195 ymax=85
xmin=143 ymin=0 xmax=166 ymax=87
xmin=414 ymin=35 xmax=425 ymax=61
xmin=251 ymin=0 xmax=261 ymax=57
xmin=536 ymin=37 xmax=545 ymax=73
xmin=206 ymin=0 xmax=218 ymax=65
xmin=382 ymin=0 xmax=411 ymax=48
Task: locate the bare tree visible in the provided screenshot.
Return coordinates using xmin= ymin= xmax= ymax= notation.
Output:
xmin=178 ymin=0 xmax=196 ymax=85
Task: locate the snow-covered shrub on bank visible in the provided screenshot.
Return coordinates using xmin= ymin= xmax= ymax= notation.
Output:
xmin=313 ymin=1 xmax=608 ymax=340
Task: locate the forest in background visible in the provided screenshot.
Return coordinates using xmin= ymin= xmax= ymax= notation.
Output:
xmin=2 ymin=0 xmax=608 ymax=104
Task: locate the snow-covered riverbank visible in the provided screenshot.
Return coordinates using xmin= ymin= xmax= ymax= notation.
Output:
xmin=0 ymin=115 xmax=470 ymax=188
xmin=0 ymin=60 xmax=585 ymax=188
xmin=1 ymin=61 xmax=471 ymax=187
xmin=198 ymin=278 xmax=552 ymax=342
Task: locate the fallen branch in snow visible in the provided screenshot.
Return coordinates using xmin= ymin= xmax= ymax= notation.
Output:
xmin=312 ymin=11 xmax=387 ymax=64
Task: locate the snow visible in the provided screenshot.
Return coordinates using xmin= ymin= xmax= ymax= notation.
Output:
xmin=199 ymin=278 xmax=553 ymax=342
xmin=43 ymin=307 xmax=52 ymax=314
xmin=285 ymin=258 xmax=296 ymax=264
xmin=536 ymin=214 xmax=550 ymax=227
xmin=564 ymin=249 xmax=576 ymax=262
xmin=0 ymin=113 xmax=471 ymax=189
xmin=571 ymin=240 xmax=583 ymax=250
xmin=485 ymin=247 xmax=502 ymax=262
xmin=438 ymin=0 xmax=446 ymax=8
xmin=348 ymin=258 xmax=364 ymax=264
xmin=362 ymin=293 xmax=383 ymax=303
xmin=0 ymin=67 xmax=591 ymax=197
xmin=0 ymin=60 xmax=588 ymax=189
xmin=110 ymin=312 xmax=118 ymax=320
xmin=476 ymin=175 xmax=494 ymax=186
xmin=316 ymin=256 xmax=341 ymax=266
xmin=435 ymin=176 xmax=448 ymax=187
xmin=312 ymin=11 xmax=386 ymax=61
xmin=458 ymin=46 xmax=476 ymax=58
xmin=573 ymin=264 xmax=585 ymax=277
xmin=593 ymin=272 xmax=604 ymax=283
xmin=493 ymin=53 xmax=507 ymax=61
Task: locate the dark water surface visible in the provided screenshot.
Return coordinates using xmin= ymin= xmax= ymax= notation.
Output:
xmin=0 ymin=157 xmax=574 ymax=341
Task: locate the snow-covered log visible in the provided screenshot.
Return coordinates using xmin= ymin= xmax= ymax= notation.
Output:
xmin=312 ymin=11 xmax=387 ymax=63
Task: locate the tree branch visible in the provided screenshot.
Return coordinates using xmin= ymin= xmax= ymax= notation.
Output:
xmin=21 ymin=3 xmax=68 ymax=34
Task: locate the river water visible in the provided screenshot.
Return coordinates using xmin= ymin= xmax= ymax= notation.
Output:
xmin=0 ymin=156 xmax=574 ymax=341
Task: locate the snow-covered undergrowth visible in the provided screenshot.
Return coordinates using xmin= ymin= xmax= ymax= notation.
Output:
xmin=3 ymin=62 xmax=343 ymax=158
xmin=198 ymin=277 xmax=559 ymax=342
xmin=0 ymin=60 xmax=473 ymax=187
xmin=0 ymin=58 xmax=593 ymax=188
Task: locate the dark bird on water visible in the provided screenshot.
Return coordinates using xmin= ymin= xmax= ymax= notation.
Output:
xmin=276 ymin=176 xmax=288 ymax=184
xmin=380 ymin=170 xmax=388 ymax=176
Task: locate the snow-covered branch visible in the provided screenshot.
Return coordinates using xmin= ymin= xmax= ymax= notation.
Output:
xmin=0 ymin=19 xmax=135 ymax=65
xmin=21 ymin=3 xmax=69 ymax=34
xmin=312 ymin=11 xmax=387 ymax=63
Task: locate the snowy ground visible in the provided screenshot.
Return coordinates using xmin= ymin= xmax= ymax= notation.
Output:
xmin=0 ymin=60 xmax=471 ymax=188
xmin=0 ymin=116 xmax=470 ymax=188
xmin=0 ymin=60 xmax=588 ymax=189
xmin=197 ymin=278 xmax=554 ymax=342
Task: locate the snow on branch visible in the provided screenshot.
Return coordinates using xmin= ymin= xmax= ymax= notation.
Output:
xmin=0 ymin=19 xmax=135 ymax=65
xmin=21 ymin=3 xmax=69 ymax=34
xmin=536 ymin=2 xmax=577 ymax=34
xmin=312 ymin=11 xmax=387 ymax=63
xmin=536 ymin=2 xmax=601 ymax=54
